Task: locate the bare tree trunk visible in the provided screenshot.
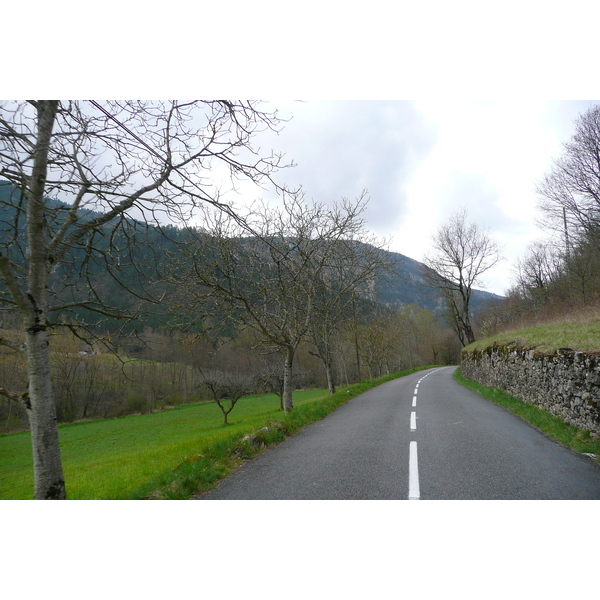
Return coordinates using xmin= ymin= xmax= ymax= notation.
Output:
xmin=283 ymin=345 xmax=294 ymax=414
xmin=310 ymin=342 xmax=337 ymax=395
xmin=25 ymin=328 xmax=65 ymax=499
xmin=325 ymin=356 xmax=336 ymax=395
xmin=352 ymin=300 xmax=362 ymax=381
xmin=24 ymin=101 xmax=66 ymax=499
xmin=340 ymin=356 xmax=349 ymax=386
xmin=354 ymin=326 xmax=361 ymax=381
xmin=465 ymin=325 xmax=476 ymax=345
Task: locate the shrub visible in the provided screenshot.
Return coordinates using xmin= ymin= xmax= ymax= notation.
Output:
xmin=166 ymin=394 xmax=185 ymax=407
xmin=124 ymin=394 xmax=148 ymax=414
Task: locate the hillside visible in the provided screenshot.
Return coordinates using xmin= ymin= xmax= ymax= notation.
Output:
xmin=376 ymin=250 xmax=502 ymax=314
xmin=0 ymin=180 xmax=501 ymax=322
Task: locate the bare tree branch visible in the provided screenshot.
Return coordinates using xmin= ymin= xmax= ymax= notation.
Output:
xmin=0 ymin=387 xmax=23 ymax=404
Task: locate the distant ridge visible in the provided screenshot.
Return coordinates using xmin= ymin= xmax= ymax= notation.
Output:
xmin=0 ymin=180 xmax=501 ymax=321
xmin=376 ymin=250 xmax=503 ymax=315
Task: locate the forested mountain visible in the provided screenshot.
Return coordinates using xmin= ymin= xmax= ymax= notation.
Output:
xmin=0 ymin=179 xmax=500 ymax=328
xmin=376 ymin=250 xmax=501 ymax=313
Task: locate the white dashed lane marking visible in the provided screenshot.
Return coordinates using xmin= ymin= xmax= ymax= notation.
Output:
xmin=406 ymin=367 xmax=445 ymax=500
xmin=410 ymin=411 xmax=417 ymax=431
xmin=409 ymin=441 xmax=420 ymax=500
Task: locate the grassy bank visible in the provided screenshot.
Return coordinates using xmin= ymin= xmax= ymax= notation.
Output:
xmin=454 ymin=369 xmax=600 ymax=461
xmin=1 ymin=366 xmax=433 ymax=500
xmin=465 ymin=318 xmax=600 ymax=354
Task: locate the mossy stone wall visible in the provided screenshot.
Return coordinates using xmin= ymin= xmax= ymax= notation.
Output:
xmin=460 ymin=343 xmax=600 ymax=435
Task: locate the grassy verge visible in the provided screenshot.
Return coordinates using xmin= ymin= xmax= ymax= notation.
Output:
xmin=132 ymin=365 xmax=435 ymax=499
xmin=453 ymin=368 xmax=600 ymax=462
xmin=0 ymin=366 xmax=434 ymax=500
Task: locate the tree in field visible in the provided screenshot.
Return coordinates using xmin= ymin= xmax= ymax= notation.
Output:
xmin=423 ymin=208 xmax=502 ymax=346
xmin=172 ymin=193 xmax=373 ymax=413
xmin=256 ymin=366 xmax=286 ymax=411
xmin=199 ymin=369 xmax=256 ymax=425
xmin=0 ymin=100 xmax=290 ymax=499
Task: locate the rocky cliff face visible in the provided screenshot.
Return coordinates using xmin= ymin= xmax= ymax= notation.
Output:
xmin=461 ymin=343 xmax=600 ymax=435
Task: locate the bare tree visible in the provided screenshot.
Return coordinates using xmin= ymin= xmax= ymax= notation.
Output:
xmin=255 ymin=367 xmax=285 ymax=410
xmin=307 ymin=193 xmax=391 ymax=394
xmin=537 ymin=104 xmax=600 ymax=248
xmin=172 ymin=193 xmax=373 ymax=413
xmin=0 ymin=100 xmax=290 ymax=499
xmin=565 ymin=235 xmax=600 ymax=305
xmin=514 ymin=240 xmax=564 ymax=312
xmin=199 ymin=369 xmax=256 ymax=425
xmin=423 ymin=208 xmax=502 ymax=346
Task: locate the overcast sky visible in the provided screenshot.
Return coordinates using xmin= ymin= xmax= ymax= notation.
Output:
xmin=6 ymin=1 xmax=599 ymax=298
xmin=246 ymin=99 xmax=598 ymax=296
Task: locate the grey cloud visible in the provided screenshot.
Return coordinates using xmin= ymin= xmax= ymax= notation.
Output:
xmin=268 ymin=101 xmax=439 ymax=229
xmin=440 ymin=172 xmax=521 ymax=236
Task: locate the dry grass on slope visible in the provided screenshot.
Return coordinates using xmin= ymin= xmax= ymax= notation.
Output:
xmin=468 ymin=314 xmax=600 ymax=354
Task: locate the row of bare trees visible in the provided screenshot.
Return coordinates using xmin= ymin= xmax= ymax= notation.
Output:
xmin=520 ymin=104 xmax=600 ymax=316
xmin=0 ymin=100 xmax=419 ymax=499
xmin=1 ymin=301 xmax=455 ymax=432
xmin=485 ymin=230 xmax=600 ymax=333
xmin=167 ymin=192 xmax=391 ymax=413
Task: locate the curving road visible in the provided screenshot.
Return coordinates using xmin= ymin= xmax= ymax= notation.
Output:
xmin=199 ymin=366 xmax=600 ymax=500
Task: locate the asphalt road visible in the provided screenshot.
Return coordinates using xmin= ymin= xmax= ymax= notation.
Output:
xmin=199 ymin=366 xmax=600 ymax=500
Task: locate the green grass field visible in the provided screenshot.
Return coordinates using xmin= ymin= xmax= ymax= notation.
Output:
xmin=1 ymin=366 xmax=434 ymax=500
xmin=0 ymin=390 xmax=326 ymax=500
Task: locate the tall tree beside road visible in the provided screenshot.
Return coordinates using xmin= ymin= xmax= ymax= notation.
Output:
xmin=0 ymin=100 xmax=290 ymax=499
xmin=307 ymin=193 xmax=391 ymax=394
xmin=537 ymin=104 xmax=600 ymax=249
xmin=423 ymin=208 xmax=502 ymax=346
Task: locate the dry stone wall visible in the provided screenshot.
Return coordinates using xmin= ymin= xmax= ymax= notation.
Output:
xmin=460 ymin=343 xmax=600 ymax=435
